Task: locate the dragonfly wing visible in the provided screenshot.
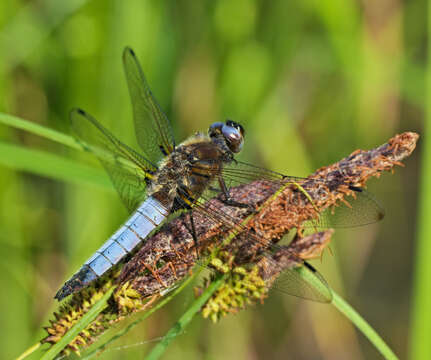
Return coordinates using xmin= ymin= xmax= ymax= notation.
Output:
xmin=305 ymin=188 xmax=385 ymax=229
xmin=177 ymin=187 xmax=332 ymax=303
xmin=70 ymin=108 xmax=156 ymax=213
xmin=221 ymin=160 xmax=286 ymax=188
xmin=269 ymin=261 xmax=332 ymax=302
xmin=220 ymin=160 xmax=385 ymax=228
xmin=123 ymin=47 xmax=175 ymax=163
xmin=197 ymin=159 xmax=285 ymax=202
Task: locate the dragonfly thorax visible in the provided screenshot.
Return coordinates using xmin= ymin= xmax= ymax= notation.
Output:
xmin=149 ymin=122 xmax=245 ymax=211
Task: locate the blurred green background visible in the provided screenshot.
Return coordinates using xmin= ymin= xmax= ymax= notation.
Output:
xmin=0 ymin=1 xmax=426 ymax=359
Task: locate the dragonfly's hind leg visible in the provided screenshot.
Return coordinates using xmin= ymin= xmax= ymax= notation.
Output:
xmin=184 ymin=212 xmax=200 ymax=260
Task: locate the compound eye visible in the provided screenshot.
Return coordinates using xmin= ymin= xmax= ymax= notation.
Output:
xmin=225 ymin=120 xmax=245 ymax=137
xmin=222 ymin=123 xmax=244 ymax=153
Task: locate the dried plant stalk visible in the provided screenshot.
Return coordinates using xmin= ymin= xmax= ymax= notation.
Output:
xmin=121 ymin=132 xmax=418 ymax=295
xmin=42 ymin=132 xmax=418 ymax=353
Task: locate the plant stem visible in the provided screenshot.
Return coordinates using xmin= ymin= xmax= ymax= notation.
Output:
xmin=14 ymin=342 xmax=41 ymax=360
xmin=80 ymin=270 xmax=206 ymax=359
xmin=0 ymin=141 xmax=111 ymax=190
xmin=331 ymin=291 xmax=399 ymax=360
xmin=0 ymin=112 xmax=80 ymax=150
xmin=146 ymin=273 xmax=227 ymax=360
xmin=40 ymin=287 xmax=116 ymax=360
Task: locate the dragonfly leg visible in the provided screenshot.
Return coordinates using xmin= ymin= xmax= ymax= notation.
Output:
xmin=189 ymin=212 xmax=200 ymax=259
xmin=181 ymin=212 xmax=200 ymax=259
xmin=217 ymin=176 xmax=256 ymax=211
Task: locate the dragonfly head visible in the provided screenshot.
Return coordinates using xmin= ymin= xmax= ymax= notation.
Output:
xmin=209 ymin=120 xmax=245 ymax=153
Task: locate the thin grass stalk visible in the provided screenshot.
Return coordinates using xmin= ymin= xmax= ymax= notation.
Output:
xmin=145 ymin=266 xmax=399 ymax=360
xmin=40 ymin=287 xmax=115 ymax=360
xmin=146 ymin=273 xmax=228 ymax=360
xmin=13 ymin=287 xmax=115 ymax=360
xmin=0 ymin=141 xmax=111 ymax=190
xmin=80 ymin=266 xmax=204 ymax=359
xmin=331 ymin=292 xmax=398 ymax=360
xmin=0 ymin=112 xmax=79 ymax=149
xmin=14 ymin=342 xmax=41 ymax=360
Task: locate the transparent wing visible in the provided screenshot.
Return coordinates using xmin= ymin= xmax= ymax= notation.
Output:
xmin=181 ymin=159 xmax=384 ymax=302
xmin=70 ymin=108 xmax=156 ymax=213
xmin=309 ymin=188 xmax=385 ymax=229
xmin=177 ymin=188 xmax=332 ymax=303
xmin=270 ymin=261 xmax=332 ymax=302
xmin=219 ymin=160 xmax=385 ymax=229
xmin=123 ymin=47 xmax=175 ymax=164
xmin=221 ymin=160 xmax=287 ymax=188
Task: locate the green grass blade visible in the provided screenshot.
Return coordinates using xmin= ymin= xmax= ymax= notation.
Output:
xmin=143 ymin=263 xmax=398 ymax=360
xmin=332 ymin=291 xmax=399 ymax=360
xmin=81 ymin=276 xmax=201 ymax=359
xmin=0 ymin=112 xmax=80 ymax=150
xmin=0 ymin=113 xmax=142 ymax=174
xmin=146 ymin=274 xmax=228 ymax=360
xmin=40 ymin=287 xmax=115 ymax=360
xmin=296 ymin=264 xmax=397 ymax=359
xmin=15 ymin=342 xmax=42 ymax=360
xmin=297 ymin=264 xmax=398 ymax=359
xmin=0 ymin=141 xmax=112 ymax=190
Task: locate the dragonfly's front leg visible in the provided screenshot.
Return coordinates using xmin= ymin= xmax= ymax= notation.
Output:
xmin=217 ymin=176 xmax=255 ymax=210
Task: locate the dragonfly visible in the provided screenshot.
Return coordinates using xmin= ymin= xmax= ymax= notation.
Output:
xmin=54 ymin=47 xmax=384 ymax=302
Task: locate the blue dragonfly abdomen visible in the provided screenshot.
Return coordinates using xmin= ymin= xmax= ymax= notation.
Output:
xmin=54 ymin=196 xmax=168 ymax=300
